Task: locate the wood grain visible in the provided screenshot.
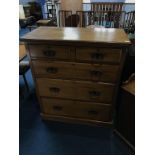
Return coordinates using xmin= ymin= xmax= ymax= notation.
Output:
xmin=61 ymin=0 xmax=82 ymax=14
xmin=41 ymin=98 xmax=112 ymax=122
xmin=36 ymin=78 xmax=115 ymax=103
xmin=19 ymin=44 xmax=26 ymax=62
xmin=76 ymin=47 xmax=122 ymax=64
xmin=28 ymin=44 xmax=75 ymax=60
xmin=21 ymin=27 xmax=130 ymax=125
xmin=122 ymin=79 xmax=135 ymax=95
xmin=32 ymin=60 xmax=119 ymax=83
xmin=20 ymin=27 xmax=131 ymax=45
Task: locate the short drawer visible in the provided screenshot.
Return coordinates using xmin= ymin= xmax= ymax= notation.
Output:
xmin=28 ymin=44 xmax=75 ymax=60
xmin=41 ymin=98 xmax=112 ymax=122
xmin=74 ymin=63 xmax=119 ymax=83
xmin=75 ymin=81 xmax=115 ymax=103
xmin=32 ymin=60 xmax=76 ymax=79
xmin=76 ymin=47 xmax=122 ymax=64
xmin=36 ymin=78 xmax=76 ymax=100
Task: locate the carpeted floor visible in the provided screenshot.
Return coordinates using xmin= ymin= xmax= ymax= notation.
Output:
xmin=19 ymin=28 xmax=135 ymax=155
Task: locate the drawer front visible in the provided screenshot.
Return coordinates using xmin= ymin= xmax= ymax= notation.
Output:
xmin=29 ymin=45 xmax=75 ymax=60
xmin=75 ymin=81 xmax=115 ymax=103
xmin=32 ymin=60 xmax=119 ymax=83
xmin=36 ymin=78 xmax=76 ymax=100
xmin=75 ymin=63 xmax=119 ymax=83
xmin=32 ymin=60 xmax=76 ymax=79
xmin=41 ymin=98 xmax=112 ymax=122
xmin=76 ymin=47 xmax=122 ymax=63
xmin=37 ymin=79 xmax=115 ymax=103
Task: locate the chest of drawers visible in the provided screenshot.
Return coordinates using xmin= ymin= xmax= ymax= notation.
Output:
xmin=21 ymin=27 xmax=131 ymax=126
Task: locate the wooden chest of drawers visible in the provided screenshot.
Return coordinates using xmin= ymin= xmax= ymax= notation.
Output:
xmin=21 ymin=27 xmax=130 ymax=126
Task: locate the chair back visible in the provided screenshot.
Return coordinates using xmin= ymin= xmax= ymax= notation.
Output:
xmin=91 ymin=2 xmax=123 ymax=12
xmin=123 ymin=11 xmax=135 ymax=33
xmin=59 ymin=10 xmax=72 ymax=27
xmin=76 ymin=11 xmax=94 ymax=27
xmin=77 ymin=10 xmax=125 ymax=28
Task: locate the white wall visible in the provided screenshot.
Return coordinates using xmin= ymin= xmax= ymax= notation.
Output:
xmin=19 ymin=0 xmax=38 ymax=5
xmin=125 ymin=0 xmax=135 ymax=3
xmin=19 ymin=5 xmax=25 ymax=19
xmin=84 ymin=0 xmax=135 ymax=2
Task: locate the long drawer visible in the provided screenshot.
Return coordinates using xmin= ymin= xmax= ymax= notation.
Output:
xmin=76 ymin=47 xmax=122 ymax=64
xmin=36 ymin=78 xmax=115 ymax=103
xmin=32 ymin=60 xmax=119 ymax=83
xmin=41 ymin=98 xmax=112 ymax=122
xmin=28 ymin=45 xmax=75 ymax=60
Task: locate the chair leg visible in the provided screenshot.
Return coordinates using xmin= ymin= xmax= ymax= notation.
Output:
xmin=23 ymin=74 xmax=29 ymax=91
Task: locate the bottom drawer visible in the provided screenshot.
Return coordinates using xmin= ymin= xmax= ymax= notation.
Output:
xmin=41 ymin=98 xmax=112 ymax=122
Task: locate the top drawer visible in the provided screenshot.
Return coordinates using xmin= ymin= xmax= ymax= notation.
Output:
xmin=28 ymin=45 xmax=75 ymax=60
xmin=76 ymin=47 xmax=122 ymax=64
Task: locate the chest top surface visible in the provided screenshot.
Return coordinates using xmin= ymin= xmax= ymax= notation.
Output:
xmin=20 ymin=27 xmax=131 ymax=45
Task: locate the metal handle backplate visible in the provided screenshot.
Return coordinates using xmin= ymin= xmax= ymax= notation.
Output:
xmin=43 ymin=50 xmax=56 ymax=57
xmin=49 ymin=87 xmax=60 ymax=93
xmin=46 ymin=67 xmax=58 ymax=74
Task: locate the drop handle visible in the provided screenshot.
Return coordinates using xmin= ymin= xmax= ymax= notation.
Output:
xmin=46 ymin=67 xmax=58 ymax=74
xmin=49 ymin=87 xmax=60 ymax=93
xmin=91 ymin=53 xmax=104 ymax=60
xmin=43 ymin=50 xmax=56 ymax=57
xmin=89 ymin=91 xmax=101 ymax=97
xmin=53 ymin=106 xmax=63 ymax=111
xmin=90 ymin=70 xmax=102 ymax=77
xmin=88 ymin=110 xmax=98 ymax=115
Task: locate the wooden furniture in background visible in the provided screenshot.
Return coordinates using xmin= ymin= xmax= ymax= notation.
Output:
xmin=19 ymin=44 xmax=27 ymax=62
xmin=93 ymin=11 xmax=125 ymax=28
xmin=91 ymin=2 xmax=124 ymax=12
xmin=76 ymin=11 xmax=94 ymax=27
xmin=59 ymin=10 xmax=72 ymax=27
xmin=36 ymin=19 xmax=53 ymax=26
xmin=19 ymin=16 xmax=36 ymax=28
xmin=59 ymin=0 xmax=82 ymax=27
xmin=44 ymin=0 xmax=57 ymax=25
xmin=19 ymin=43 xmax=30 ymax=92
xmin=76 ymin=10 xmax=134 ymax=34
xmin=115 ymin=74 xmax=135 ymax=150
xmin=28 ymin=1 xmax=43 ymax=21
xmin=76 ymin=10 xmax=125 ymax=28
xmin=20 ymin=27 xmax=131 ymax=126
xmin=19 ymin=61 xmax=30 ymax=91
xmin=123 ymin=11 xmax=135 ymax=34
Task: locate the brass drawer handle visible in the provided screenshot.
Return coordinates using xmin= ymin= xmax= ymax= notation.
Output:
xmin=88 ymin=110 xmax=98 ymax=115
xmin=53 ymin=105 xmax=63 ymax=111
xmin=46 ymin=67 xmax=58 ymax=74
xmin=49 ymin=87 xmax=60 ymax=93
xmin=91 ymin=53 xmax=104 ymax=60
xmin=89 ymin=91 xmax=101 ymax=98
xmin=90 ymin=70 xmax=102 ymax=77
xmin=43 ymin=50 xmax=56 ymax=57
